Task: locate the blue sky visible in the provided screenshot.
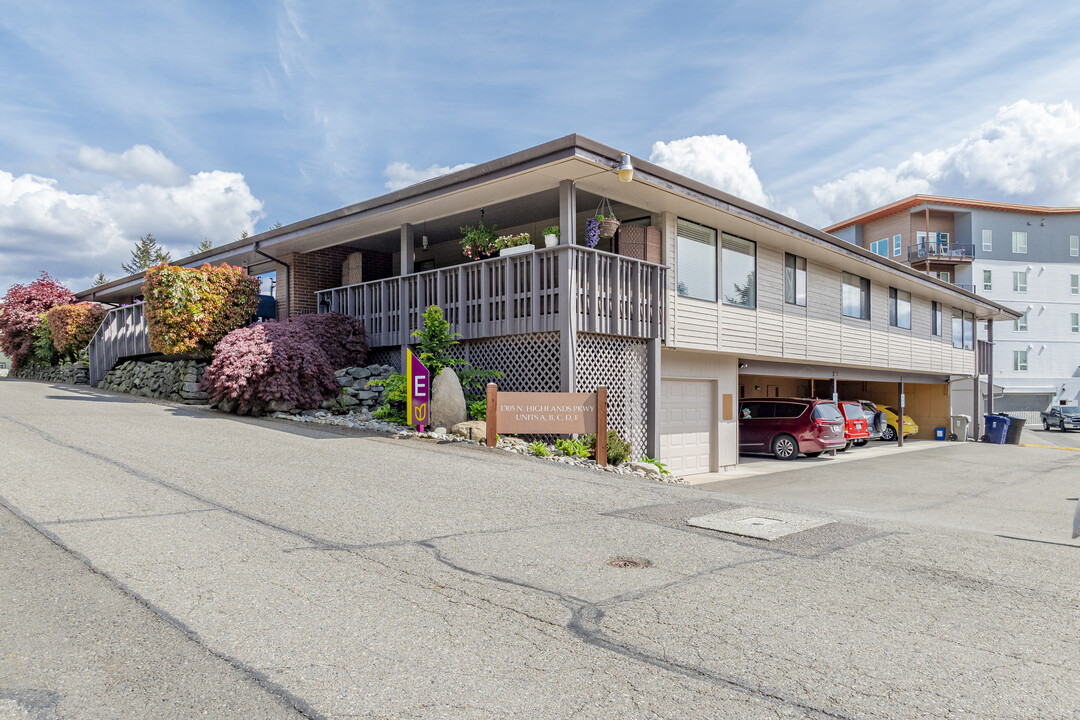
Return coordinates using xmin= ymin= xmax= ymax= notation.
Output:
xmin=3 ymin=0 xmax=1080 ymax=293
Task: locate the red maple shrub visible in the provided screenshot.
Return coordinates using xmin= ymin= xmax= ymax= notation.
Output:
xmin=201 ymin=313 xmax=369 ymax=415
xmin=143 ymin=263 xmax=260 ymax=355
xmin=45 ymin=303 xmax=108 ymax=360
xmin=0 ymin=272 xmax=76 ymax=371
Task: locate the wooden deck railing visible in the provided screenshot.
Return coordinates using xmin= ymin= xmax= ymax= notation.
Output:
xmin=87 ymin=303 xmax=152 ymax=386
xmin=316 ymin=245 xmax=666 ymax=346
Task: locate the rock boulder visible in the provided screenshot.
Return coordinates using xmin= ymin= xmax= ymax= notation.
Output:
xmin=429 ymin=368 xmax=467 ymax=430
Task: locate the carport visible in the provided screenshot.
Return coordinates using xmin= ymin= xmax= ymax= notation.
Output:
xmin=737 ymin=360 xmax=952 ymax=443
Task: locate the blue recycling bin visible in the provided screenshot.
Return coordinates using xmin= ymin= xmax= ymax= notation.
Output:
xmin=983 ymin=414 xmax=1010 ymax=444
xmin=935 ymin=427 xmax=946 ymax=440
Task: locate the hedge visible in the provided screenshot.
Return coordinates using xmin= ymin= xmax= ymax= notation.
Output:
xmin=45 ymin=303 xmax=108 ymax=360
xmin=0 ymin=272 xmax=75 ymax=371
xmin=142 ymin=263 xmax=260 ymax=355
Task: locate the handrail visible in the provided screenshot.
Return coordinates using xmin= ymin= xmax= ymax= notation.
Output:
xmin=907 ymin=242 xmax=975 ymax=263
xmin=86 ymin=303 xmax=152 ymax=386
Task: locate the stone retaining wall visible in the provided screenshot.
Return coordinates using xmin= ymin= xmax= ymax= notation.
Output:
xmin=98 ymin=359 xmax=209 ymax=404
xmin=11 ymin=362 xmax=90 ymax=385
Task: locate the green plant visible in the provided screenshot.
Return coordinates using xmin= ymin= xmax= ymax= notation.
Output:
xmin=641 ymin=456 xmax=670 ymax=475
xmin=45 ymin=303 xmax=107 ymax=362
xmin=368 ymin=372 xmax=407 ymax=424
xmin=468 ymin=398 xmax=487 ymax=420
xmin=495 ymin=232 xmax=530 ymax=250
xmin=583 ymin=430 xmax=632 ymax=466
xmin=411 ymin=305 xmax=464 ymax=377
xmin=529 ymin=441 xmax=550 ymax=457
xmin=555 ymin=438 xmax=590 ymax=458
xmin=542 ymin=225 xmax=559 ymax=237
xmin=459 ymin=220 xmax=500 ymax=259
xmin=29 ymin=315 xmax=59 ymax=366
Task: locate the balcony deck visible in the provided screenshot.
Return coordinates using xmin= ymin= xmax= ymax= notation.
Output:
xmin=316 ymin=245 xmax=666 ymax=347
xmin=907 ymin=242 xmax=974 ymax=264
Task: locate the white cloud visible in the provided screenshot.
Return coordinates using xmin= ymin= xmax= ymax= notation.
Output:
xmin=383 ymin=161 xmax=475 ymax=191
xmin=649 ymin=135 xmax=773 ymax=209
xmin=814 ymin=100 xmax=1080 ymax=222
xmin=0 ymin=146 xmax=264 ymax=293
xmin=74 ymin=144 xmax=188 ymax=186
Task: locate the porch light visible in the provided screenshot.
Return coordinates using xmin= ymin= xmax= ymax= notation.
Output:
xmin=618 ymin=153 xmax=634 ymax=182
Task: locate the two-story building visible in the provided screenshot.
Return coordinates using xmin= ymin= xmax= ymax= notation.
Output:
xmin=80 ymin=137 xmax=1018 ymax=476
xmin=826 ymin=196 xmax=1079 ymax=412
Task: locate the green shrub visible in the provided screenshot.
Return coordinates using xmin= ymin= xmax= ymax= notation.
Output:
xmin=467 ymin=398 xmax=487 ymax=420
xmin=143 ymin=263 xmax=260 ymax=355
xmin=641 ymin=456 xmax=670 ymax=475
xmin=369 ymin=373 xmax=407 ymax=424
xmin=529 ymin=441 xmax=550 ymax=457
xmin=29 ymin=315 xmax=59 ymax=366
xmin=584 ymin=430 xmax=632 ymax=466
xmin=411 ymin=304 xmax=502 ymax=404
xmin=555 ymin=438 xmax=590 ymax=458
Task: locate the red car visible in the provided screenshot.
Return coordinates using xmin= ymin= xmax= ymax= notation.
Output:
xmin=837 ymin=401 xmax=871 ymax=451
xmin=738 ymin=398 xmax=848 ymax=460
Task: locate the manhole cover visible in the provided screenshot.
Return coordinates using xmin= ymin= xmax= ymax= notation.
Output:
xmin=737 ymin=516 xmax=782 ymax=527
xmin=687 ymin=507 xmax=834 ymax=540
xmin=607 ymin=557 xmax=651 ymax=569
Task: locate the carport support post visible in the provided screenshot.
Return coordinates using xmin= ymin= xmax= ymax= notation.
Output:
xmin=897 ymin=378 xmax=905 ymax=447
xmin=646 ymin=338 xmax=661 ymax=458
xmin=399 ymin=223 xmax=415 ymax=371
xmin=829 ymin=375 xmax=838 ymax=457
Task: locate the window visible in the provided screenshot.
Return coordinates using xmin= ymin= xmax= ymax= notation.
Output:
xmin=938 ymin=232 xmax=949 ymax=251
xmin=1073 ymin=274 xmax=1080 ymax=295
xmin=1012 ymin=231 xmax=1027 ymax=253
xmin=870 ymin=238 xmax=889 ymax=257
xmin=939 ymin=271 xmax=951 ymax=283
xmin=1071 ymin=235 xmax=1079 ymax=257
xmin=1013 ymin=271 xmax=1027 ymax=292
xmin=982 ymin=229 xmax=992 ymax=252
xmin=982 ymin=270 xmax=992 ymax=290
xmin=964 ymin=312 xmax=974 ymax=350
xmin=1072 ymin=313 xmax=1079 ymax=334
xmin=784 ymin=253 xmax=806 ymax=306
xmin=1014 ymin=350 xmax=1027 ymax=371
xmin=676 ymin=219 xmax=716 ymax=301
xmin=889 ymin=288 xmax=911 ymax=329
xmin=893 ymin=234 xmax=902 ymax=257
xmin=932 ymin=301 xmax=943 ymax=336
xmin=721 ymin=233 xmax=756 ymax=308
xmin=842 ymin=272 xmax=870 ymax=319
xmin=1014 ymin=311 xmax=1027 ymax=332
xmin=952 ymin=308 xmax=963 ymax=348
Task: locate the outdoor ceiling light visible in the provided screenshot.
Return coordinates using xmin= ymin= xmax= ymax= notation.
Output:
xmin=618 ymin=153 xmax=634 ymax=183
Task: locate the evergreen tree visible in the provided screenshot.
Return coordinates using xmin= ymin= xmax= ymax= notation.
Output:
xmin=122 ymin=234 xmax=172 ymax=274
xmin=92 ymin=273 xmax=108 ymax=286
xmin=188 ymin=239 xmax=214 ymax=256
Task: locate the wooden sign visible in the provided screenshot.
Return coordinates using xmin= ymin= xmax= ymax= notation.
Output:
xmin=406 ymin=349 xmax=430 ymax=431
xmin=486 ymin=384 xmax=608 ymax=466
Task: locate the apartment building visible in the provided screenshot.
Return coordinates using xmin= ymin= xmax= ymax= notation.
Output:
xmin=826 ymin=196 xmax=1080 ymax=410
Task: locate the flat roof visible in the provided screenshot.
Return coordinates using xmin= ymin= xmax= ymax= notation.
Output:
xmin=823 ymin=194 xmax=1080 ymax=233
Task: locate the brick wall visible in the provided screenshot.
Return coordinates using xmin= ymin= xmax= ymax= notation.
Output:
xmin=273 ymin=247 xmax=353 ymax=317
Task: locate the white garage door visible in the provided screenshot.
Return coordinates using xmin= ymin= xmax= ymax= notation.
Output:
xmin=660 ymin=379 xmax=714 ymax=476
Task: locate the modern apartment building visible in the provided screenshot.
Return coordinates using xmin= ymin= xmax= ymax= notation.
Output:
xmin=826 ymin=196 xmax=1080 ymax=410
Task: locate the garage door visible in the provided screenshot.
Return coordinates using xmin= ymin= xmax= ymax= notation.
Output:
xmin=660 ymin=379 xmax=714 ymax=476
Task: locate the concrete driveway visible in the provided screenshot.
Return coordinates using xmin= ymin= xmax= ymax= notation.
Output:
xmin=1 ymin=379 xmax=1078 ymax=719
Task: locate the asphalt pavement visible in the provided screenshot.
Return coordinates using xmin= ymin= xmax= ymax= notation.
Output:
xmin=1 ymin=379 xmax=1077 ymax=719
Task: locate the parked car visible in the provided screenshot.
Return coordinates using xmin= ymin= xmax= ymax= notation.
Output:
xmin=739 ymin=398 xmax=847 ymax=460
xmin=855 ymin=400 xmax=887 ymax=444
xmin=874 ymin=404 xmax=918 ymax=440
xmin=1041 ymin=404 xmax=1080 ymax=431
xmin=837 ymin=401 xmax=871 ymax=451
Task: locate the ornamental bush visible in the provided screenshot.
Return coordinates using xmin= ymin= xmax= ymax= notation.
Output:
xmin=45 ymin=303 xmax=108 ymax=361
xmin=143 ymin=263 xmax=260 ymax=355
xmin=0 ymin=272 xmax=75 ymax=371
xmin=201 ymin=313 xmax=369 ymax=415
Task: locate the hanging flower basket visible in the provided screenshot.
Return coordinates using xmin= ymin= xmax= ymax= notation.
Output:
xmin=594 ymin=197 xmax=620 ymax=239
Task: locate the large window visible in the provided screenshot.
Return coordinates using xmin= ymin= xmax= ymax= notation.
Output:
xmin=842 ymin=272 xmax=870 ymax=319
xmin=1014 ymin=311 xmax=1027 ymax=332
xmin=784 ymin=253 xmax=806 ymax=306
xmin=893 ymin=234 xmax=902 ymax=257
xmin=1071 ymin=235 xmax=1079 ymax=257
xmin=982 ymin=229 xmax=992 ymax=252
xmin=932 ymin=301 xmax=943 ymax=336
xmin=952 ymin=308 xmax=963 ymax=348
xmin=1012 ymin=231 xmax=1027 ymax=253
xmin=1072 ymin=313 xmax=1079 ymax=334
xmin=964 ymin=312 xmax=974 ymax=350
xmin=1014 ymin=350 xmax=1027 ymax=371
xmin=870 ymin=239 xmax=889 ymax=257
xmin=676 ymin=219 xmax=716 ymax=301
xmin=721 ymin=233 xmax=756 ymax=308
xmin=889 ymin=288 xmax=911 ymax=329
xmin=1013 ymin=270 xmax=1028 ymax=292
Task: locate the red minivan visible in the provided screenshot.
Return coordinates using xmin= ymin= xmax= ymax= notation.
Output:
xmin=837 ymin=401 xmax=871 ymax=451
xmin=738 ymin=398 xmax=848 ymax=460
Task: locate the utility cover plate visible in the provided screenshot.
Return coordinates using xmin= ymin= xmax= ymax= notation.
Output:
xmin=687 ymin=507 xmax=834 ymax=541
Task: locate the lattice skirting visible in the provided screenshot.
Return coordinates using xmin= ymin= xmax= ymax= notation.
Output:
xmin=574 ymin=333 xmax=649 ymax=459
xmin=367 ymin=346 xmax=402 ymax=372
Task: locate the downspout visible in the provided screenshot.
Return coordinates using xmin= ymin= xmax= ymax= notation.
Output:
xmin=254 ymin=243 xmax=290 ymax=320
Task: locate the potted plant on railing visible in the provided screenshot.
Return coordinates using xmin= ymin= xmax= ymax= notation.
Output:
xmin=542 ymin=225 xmax=559 ymax=247
xmin=459 ymin=221 xmax=500 ymax=260
xmin=496 ymin=233 xmax=533 ymax=257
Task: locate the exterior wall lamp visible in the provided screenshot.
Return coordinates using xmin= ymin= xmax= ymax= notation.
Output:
xmin=618 ymin=153 xmax=634 ymax=183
